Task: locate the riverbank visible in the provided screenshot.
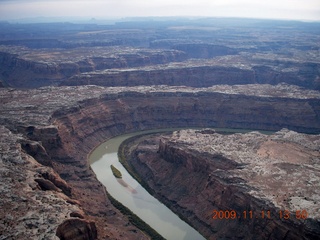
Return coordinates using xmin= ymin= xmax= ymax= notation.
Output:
xmin=90 ymin=130 xmax=206 ymax=240
xmin=106 ymin=191 xmax=165 ymax=240
xmin=118 ymin=132 xmax=210 ymax=237
xmin=120 ymin=129 xmax=320 ymax=239
xmin=1 ymin=84 xmax=319 ymax=239
xmin=117 ymin=129 xmax=276 ymax=238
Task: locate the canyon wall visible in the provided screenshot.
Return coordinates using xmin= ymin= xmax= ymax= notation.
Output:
xmin=0 ymin=49 xmax=186 ymax=88
xmin=50 ymin=90 xmax=319 ymax=239
xmin=1 ymin=19 xmax=319 ymax=240
xmin=63 ymin=61 xmax=320 ymax=90
xmin=0 ymin=125 xmax=99 ymax=240
xmin=1 ymin=45 xmax=319 ymax=90
xmin=123 ymin=130 xmax=320 ymax=239
xmin=1 ymin=85 xmax=319 ymax=239
xmin=64 ymin=66 xmax=255 ymax=87
xmin=48 ymin=88 xmax=319 ymax=237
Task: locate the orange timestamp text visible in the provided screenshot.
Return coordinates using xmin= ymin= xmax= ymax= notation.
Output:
xmin=212 ymin=209 xmax=308 ymax=220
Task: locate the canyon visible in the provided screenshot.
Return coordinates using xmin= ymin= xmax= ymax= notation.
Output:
xmin=0 ymin=18 xmax=319 ymax=239
xmin=1 ymin=45 xmax=319 ymax=89
xmin=122 ymin=129 xmax=320 ymax=239
xmin=0 ymin=84 xmax=319 ymax=239
xmin=1 ymin=19 xmax=319 ymax=90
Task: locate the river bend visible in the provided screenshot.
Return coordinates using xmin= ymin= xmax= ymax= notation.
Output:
xmin=89 ymin=129 xmax=206 ymax=240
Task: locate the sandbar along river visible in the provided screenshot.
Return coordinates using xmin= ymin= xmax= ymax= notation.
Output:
xmin=89 ymin=129 xmax=206 ymax=240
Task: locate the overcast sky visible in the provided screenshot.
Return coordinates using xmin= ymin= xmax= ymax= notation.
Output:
xmin=0 ymin=0 xmax=319 ymax=22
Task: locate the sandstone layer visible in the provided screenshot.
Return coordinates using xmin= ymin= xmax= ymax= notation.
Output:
xmin=2 ymin=46 xmax=317 ymax=89
xmin=63 ymin=55 xmax=320 ymax=90
xmin=0 ymin=84 xmax=319 ymax=239
xmin=0 ymin=46 xmax=186 ymax=88
xmin=123 ymin=129 xmax=320 ymax=239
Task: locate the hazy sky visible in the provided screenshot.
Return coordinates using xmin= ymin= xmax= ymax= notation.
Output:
xmin=0 ymin=0 xmax=320 ymax=21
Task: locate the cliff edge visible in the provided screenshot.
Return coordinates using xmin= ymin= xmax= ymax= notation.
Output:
xmin=0 ymin=84 xmax=319 ymax=239
xmin=123 ymin=129 xmax=320 ymax=239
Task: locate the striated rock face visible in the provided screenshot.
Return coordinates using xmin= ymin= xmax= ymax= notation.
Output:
xmin=1 ymin=84 xmax=319 ymax=133
xmin=63 ymin=64 xmax=255 ymax=88
xmin=124 ymin=129 xmax=320 ymax=239
xmin=1 ymin=45 xmax=319 ymax=90
xmin=63 ymin=56 xmax=320 ymax=90
xmin=0 ymin=84 xmax=319 ymax=239
xmin=0 ymin=46 xmax=186 ymax=88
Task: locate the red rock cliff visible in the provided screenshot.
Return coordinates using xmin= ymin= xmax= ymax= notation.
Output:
xmin=124 ymin=129 xmax=320 ymax=239
xmin=0 ymin=85 xmax=319 ymax=239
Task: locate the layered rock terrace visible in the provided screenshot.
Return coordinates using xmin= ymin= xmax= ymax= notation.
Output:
xmin=64 ymin=54 xmax=320 ymax=90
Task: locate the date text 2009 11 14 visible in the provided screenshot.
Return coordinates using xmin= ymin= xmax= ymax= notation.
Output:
xmin=212 ymin=210 xmax=308 ymax=220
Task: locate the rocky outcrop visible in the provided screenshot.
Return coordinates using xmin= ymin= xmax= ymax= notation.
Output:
xmin=123 ymin=129 xmax=320 ymax=239
xmin=0 ymin=126 xmax=87 ymax=240
xmin=0 ymin=84 xmax=319 ymax=239
xmin=0 ymin=104 xmax=150 ymax=239
xmin=56 ymin=219 xmax=97 ymax=240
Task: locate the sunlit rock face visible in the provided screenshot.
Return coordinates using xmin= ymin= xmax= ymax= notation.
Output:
xmin=124 ymin=129 xmax=320 ymax=239
xmin=0 ymin=126 xmax=83 ymax=240
xmin=0 ymin=84 xmax=319 ymax=239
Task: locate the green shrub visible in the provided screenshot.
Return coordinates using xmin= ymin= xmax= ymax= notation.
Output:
xmin=110 ymin=164 xmax=122 ymax=178
xmin=106 ymin=192 xmax=165 ymax=240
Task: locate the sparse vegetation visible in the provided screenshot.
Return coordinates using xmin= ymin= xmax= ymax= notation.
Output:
xmin=118 ymin=135 xmax=156 ymax=195
xmin=106 ymin=192 xmax=165 ymax=240
xmin=118 ymin=132 xmax=209 ymax=239
xmin=110 ymin=164 xmax=122 ymax=178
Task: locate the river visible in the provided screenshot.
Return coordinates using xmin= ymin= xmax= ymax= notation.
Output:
xmin=89 ymin=128 xmax=206 ymax=240
xmin=89 ymin=128 xmax=271 ymax=240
